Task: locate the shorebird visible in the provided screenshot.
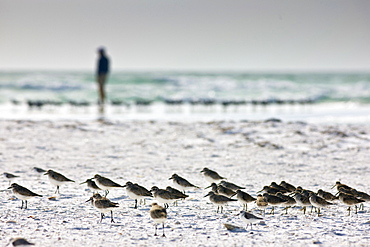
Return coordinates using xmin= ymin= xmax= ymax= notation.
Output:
xmin=217 ymin=184 xmax=237 ymax=197
xmin=332 ymin=181 xmax=352 ymax=191
xmin=256 ymin=194 xmax=268 ymax=216
xmin=236 ymin=190 xmax=256 ymax=211
xmin=8 ymin=183 xmax=42 ymax=209
xmin=166 ymin=186 xmax=188 ymax=201
xmin=169 ymin=174 xmax=200 ymax=192
xmin=200 ymin=168 xmax=226 ymax=184
xmin=350 ymin=189 xmax=370 ymax=210
xmin=86 ymin=193 xmax=119 ymax=223
xmin=270 ymin=182 xmax=288 ymax=194
xmin=9 ymin=237 xmax=35 ymax=246
xmin=293 ymin=191 xmax=312 ymax=214
xmin=80 ymin=179 xmax=102 ymax=193
xmin=317 ymin=189 xmax=338 ymax=201
xmin=204 ymin=191 xmax=237 ymax=213
xmin=338 ymin=192 xmax=365 ymax=216
xmin=150 ymin=186 xmax=177 ymax=208
xmin=33 ymin=167 xmax=46 ymax=174
xmin=92 ymin=174 xmax=124 ymax=196
xmin=257 ymin=186 xmax=281 ymax=195
xmin=44 ymin=170 xmax=75 ymax=194
xmin=276 ymin=192 xmax=296 ymax=214
xmin=263 ymin=193 xmax=287 ymax=214
xmin=123 ymin=181 xmax=152 ymax=209
xmin=4 ymin=172 xmax=19 ymax=185
xmin=279 ymin=181 xmax=296 ymax=193
xmin=219 ymin=181 xmax=245 ymax=191
xmin=150 ymin=203 xmax=167 ymax=237
xmin=309 ymin=192 xmax=333 ymax=216
xmin=237 ymin=211 xmax=263 ymax=230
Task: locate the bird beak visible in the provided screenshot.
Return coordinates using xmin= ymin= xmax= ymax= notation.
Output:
xmin=80 ymin=181 xmax=87 ymax=185
xmin=86 ymin=198 xmax=92 ymax=203
xmin=122 ymin=184 xmax=127 ymax=188
xmin=8 ymin=186 xmax=12 ymax=189
xmin=204 ymin=193 xmax=210 ymax=197
xmin=44 ymin=172 xmax=48 ymax=175
xmin=330 ymin=184 xmax=336 ymax=189
xmin=204 ymin=185 xmax=211 ymax=189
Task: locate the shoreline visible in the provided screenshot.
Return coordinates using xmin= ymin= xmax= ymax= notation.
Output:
xmin=1 ymin=101 xmax=370 ymax=124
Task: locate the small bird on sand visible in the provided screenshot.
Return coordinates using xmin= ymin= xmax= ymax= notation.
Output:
xmin=44 ymin=170 xmax=75 ymax=194
xmin=33 ymin=167 xmax=46 ymax=174
xmin=150 ymin=203 xmax=168 ymax=237
xmin=92 ymin=174 xmax=124 ymax=196
xmin=150 ymin=186 xmax=177 ymax=208
xmin=204 ymin=191 xmax=237 ymax=213
xmin=123 ymin=181 xmax=152 ymax=209
xmin=256 ymin=194 xmax=268 ymax=216
xmin=236 ymin=190 xmax=256 ymax=211
xmin=309 ymin=192 xmax=333 ymax=216
xmin=8 ymin=183 xmax=42 ymax=209
xmin=169 ymin=174 xmax=200 ymax=192
xmin=219 ymin=181 xmax=245 ymax=191
xmin=200 ymin=168 xmax=226 ymax=184
xmin=338 ymin=192 xmax=365 ymax=216
xmin=86 ymin=193 xmax=119 ymax=223
xmin=238 ymin=211 xmax=263 ymax=230
xmin=4 ymin=172 xmax=19 ymax=185
xmin=80 ymin=179 xmax=102 ymax=193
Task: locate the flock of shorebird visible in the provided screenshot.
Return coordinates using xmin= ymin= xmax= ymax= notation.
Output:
xmin=4 ymin=167 xmax=370 ymax=238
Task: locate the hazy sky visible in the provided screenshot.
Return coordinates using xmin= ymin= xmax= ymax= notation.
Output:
xmin=1 ymin=0 xmax=370 ymax=71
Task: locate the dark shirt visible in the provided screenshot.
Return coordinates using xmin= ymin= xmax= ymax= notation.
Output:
xmin=97 ymin=56 xmax=109 ymax=75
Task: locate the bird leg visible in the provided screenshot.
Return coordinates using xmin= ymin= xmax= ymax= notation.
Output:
xmin=154 ymin=224 xmax=158 ymax=236
xmin=162 ymin=222 xmax=166 ymax=237
xmin=110 ymin=211 xmax=115 ymax=223
xmin=134 ymin=199 xmax=138 ymax=209
xmin=55 ymin=186 xmax=60 ymax=194
xmin=100 ymin=213 xmax=105 ymax=223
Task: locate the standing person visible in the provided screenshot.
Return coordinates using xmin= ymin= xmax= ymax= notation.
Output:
xmin=96 ymin=47 xmax=110 ymax=108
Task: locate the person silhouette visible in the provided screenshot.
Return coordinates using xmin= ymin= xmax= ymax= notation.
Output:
xmin=96 ymin=47 xmax=110 ymax=108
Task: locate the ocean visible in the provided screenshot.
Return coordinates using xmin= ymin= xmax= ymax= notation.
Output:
xmin=1 ymin=70 xmax=370 ymax=123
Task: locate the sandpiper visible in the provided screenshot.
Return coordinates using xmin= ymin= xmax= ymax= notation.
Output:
xmin=256 ymin=194 xmax=268 ymax=216
xmin=169 ymin=174 xmax=200 ymax=192
xmin=217 ymin=184 xmax=237 ymax=198
xmin=86 ymin=193 xmax=119 ymax=223
xmin=258 ymin=186 xmax=282 ymax=195
xmin=8 ymin=183 xmax=42 ymax=209
xmin=80 ymin=179 xmax=102 ymax=193
xmin=263 ymin=193 xmax=287 ymax=214
xmin=150 ymin=186 xmax=177 ymax=208
xmin=33 ymin=167 xmax=46 ymax=174
xmin=238 ymin=211 xmax=263 ymax=230
xmin=338 ymin=192 xmax=365 ymax=215
xmin=279 ymin=181 xmax=296 ymax=193
xmin=200 ymin=168 xmax=226 ymax=184
xmin=309 ymin=192 xmax=333 ymax=216
xmin=332 ymin=181 xmax=352 ymax=191
xmin=92 ymin=174 xmax=124 ymax=196
xmin=293 ymin=191 xmax=312 ymax=214
xmin=276 ymin=192 xmax=296 ymax=214
xmin=166 ymin=186 xmax=188 ymax=200
xmin=204 ymin=191 xmax=237 ymax=213
xmin=10 ymin=237 xmax=35 ymax=246
xmin=150 ymin=203 xmax=167 ymax=237
xmin=4 ymin=172 xmax=19 ymax=185
xmin=236 ymin=190 xmax=256 ymax=211
xmin=44 ymin=170 xmax=75 ymax=194
xmin=219 ymin=181 xmax=245 ymax=191
xmin=123 ymin=181 xmax=152 ymax=209
xmin=317 ymin=189 xmax=338 ymax=201
xmin=270 ymin=182 xmax=288 ymax=194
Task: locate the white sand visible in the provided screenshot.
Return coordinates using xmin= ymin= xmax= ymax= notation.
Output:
xmin=1 ymin=119 xmax=370 ymax=246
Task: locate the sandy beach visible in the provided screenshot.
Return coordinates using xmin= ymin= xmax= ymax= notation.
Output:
xmin=1 ymin=119 xmax=370 ymax=246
